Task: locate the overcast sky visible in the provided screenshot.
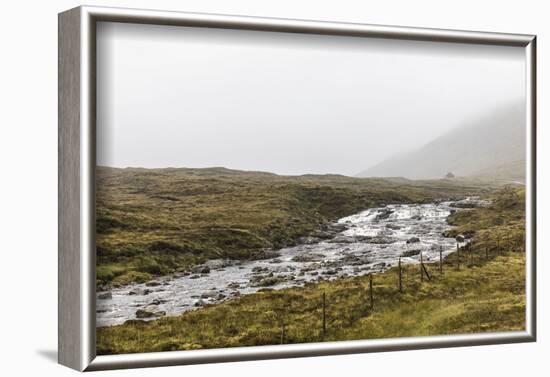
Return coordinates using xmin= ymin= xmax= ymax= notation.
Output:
xmin=97 ymin=21 xmax=525 ymax=176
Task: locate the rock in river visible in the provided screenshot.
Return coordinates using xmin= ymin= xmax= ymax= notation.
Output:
xmin=386 ymin=223 xmax=402 ymax=230
xmin=375 ymin=209 xmax=394 ymax=220
xmin=200 ymin=290 xmax=219 ymax=299
xmin=291 ymin=253 xmax=324 ymax=262
xmin=97 ymin=292 xmax=112 ymax=300
xmin=401 ymin=249 xmax=421 ymax=257
xmin=406 ymin=237 xmax=420 ymax=244
xmin=192 ymin=265 xmax=211 ymax=274
xmin=135 ymin=305 xmax=166 ymax=318
xmin=194 ymin=299 xmax=207 ymax=307
xmin=251 ymin=275 xmax=286 ymax=287
xmin=128 ymin=288 xmax=151 ymax=296
xmin=368 ymin=236 xmax=397 ymax=244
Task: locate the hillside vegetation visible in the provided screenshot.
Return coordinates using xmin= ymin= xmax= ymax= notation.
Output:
xmin=96 ymin=167 xmax=491 ymax=287
xmin=97 ymin=187 xmax=526 ymax=354
xmin=444 ymin=186 xmax=526 ymax=248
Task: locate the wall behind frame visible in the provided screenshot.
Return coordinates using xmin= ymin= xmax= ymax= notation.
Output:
xmin=0 ymin=0 xmax=546 ymax=376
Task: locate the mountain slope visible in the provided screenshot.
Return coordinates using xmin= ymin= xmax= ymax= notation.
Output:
xmin=357 ymin=102 xmax=525 ymax=180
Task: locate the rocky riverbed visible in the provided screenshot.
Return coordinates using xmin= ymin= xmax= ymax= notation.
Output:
xmin=96 ymin=198 xmax=484 ymax=327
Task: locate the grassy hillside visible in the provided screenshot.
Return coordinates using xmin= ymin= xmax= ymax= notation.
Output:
xmin=97 ymin=188 xmax=525 ymax=354
xmin=97 ymin=187 xmax=526 ymax=355
xmin=444 ymin=186 xmax=525 ymax=248
xmin=96 ymin=167 xmax=490 ymax=288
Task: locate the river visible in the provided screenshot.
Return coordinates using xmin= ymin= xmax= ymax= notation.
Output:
xmin=96 ymin=198 xmax=481 ymax=327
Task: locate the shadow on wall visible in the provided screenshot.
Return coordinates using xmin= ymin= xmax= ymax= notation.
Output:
xmin=36 ymin=349 xmax=57 ymax=364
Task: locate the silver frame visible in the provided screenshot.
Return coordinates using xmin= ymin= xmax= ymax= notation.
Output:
xmin=58 ymin=5 xmax=537 ymax=372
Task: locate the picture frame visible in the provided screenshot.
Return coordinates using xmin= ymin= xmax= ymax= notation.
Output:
xmin=58 ymin=5 xmax=537 ymax=371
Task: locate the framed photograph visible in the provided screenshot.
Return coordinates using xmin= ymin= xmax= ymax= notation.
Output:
xmin=58 ymin=6 xmax=536 ymax=371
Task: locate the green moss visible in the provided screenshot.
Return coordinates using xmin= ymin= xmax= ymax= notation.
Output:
xmin=111 ymin=271 xmax=152 ymax=286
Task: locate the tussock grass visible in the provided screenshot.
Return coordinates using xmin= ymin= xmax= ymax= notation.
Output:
xmin=97 ymin=254 xmax=525 ymax=354
xmin=97 ymin=187 xmax=526 ymax=355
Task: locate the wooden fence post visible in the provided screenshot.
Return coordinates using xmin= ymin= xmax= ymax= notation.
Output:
xmin=420 ymin=252 xmax=431 ymax=281
xmin=420 ymin=252 xmax=424 ymax=282
xmin=485 ymin=244 xmax=488 ymax=260
xmin=439 ymin=246 xmax=443 ymax=274
xmin=369 ymin=274 xmax=374 ymax=310
xmin=470 ymin=241 xmax=474 ymax=266
xmin=398 ymin=257 xmax=403 ymax=293
xmin=280 ymin=321 xmax=285 ymax=344
xmin=322 ymin=292 xmax=326 ymax=338
xmin=456 ymin=243 xmax=460 ymax=270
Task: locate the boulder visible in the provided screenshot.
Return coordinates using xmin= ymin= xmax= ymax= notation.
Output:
xmin=204 ymin=259 xmax=227 ymax=270
xmin=128 ymin=288 xmax=151 ymax=296
xmin=256 ymin=250 xmax=281 ymax=260
xmin=291 ymin=253 xmax=324 ymax=262
xmin=456 ymin=234 xmax=465 ymax=243
xmin=368 ymin=236 xmax=398 ymax=244
xmin=252 ymin=275 xmax=286 ymax=287
xmin=343 ymin=254 xmax=369 ymax=266
xmin=252 ymin=266 xmax=268 ymax=273
xmin=375 ymin=209 xmax=394 ymax=220
xmin=327 ymin=235 xmax=355 ymax=244
xmin=355 ymin=235 xmax=374 ymax=242
xmin=199 ymin=266 xmax=211 ymax=274
xmin=194 ymin=299 xmax=207 ymax=307
xmin=386 ymin=224 xmax=402 ymax=230
xmin=406 ymin=237 xmax=421 ymax=244
xmin=401 ymin=249 xmax=421 ymax=257
xmin=135 ymin=305 xmax=166 ymax=318
xmin=329 ymin=223 xmax=348 ymax=232
xmin=372 ymin=262 xmax=386 ymax=269
xmin=200 ymin=290 xmax=219 ymax=299
xmin=97 ymin=292 xmax=112 ymax=300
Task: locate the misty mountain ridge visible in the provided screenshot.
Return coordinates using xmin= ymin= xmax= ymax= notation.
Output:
xmin=357 ymin=102 xmax=526 ymax=180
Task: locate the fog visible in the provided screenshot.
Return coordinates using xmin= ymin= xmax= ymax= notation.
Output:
xmin=97 ymin=21 xmax=525 ymax=176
